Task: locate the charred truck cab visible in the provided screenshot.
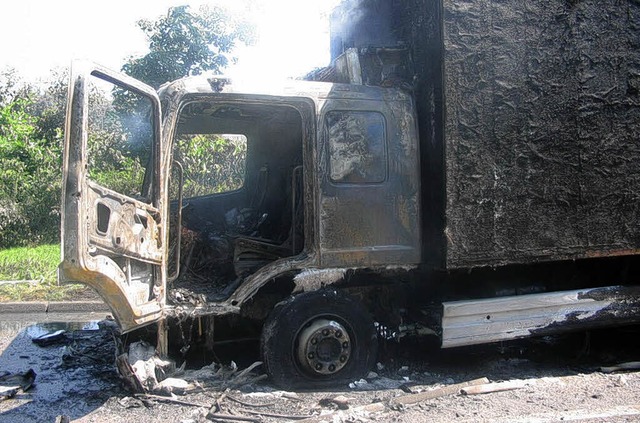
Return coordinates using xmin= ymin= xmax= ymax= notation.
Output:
xmin=61 ymin=1 xmax=640 ymax=389
xmin=61 ymin=62 xmax=419 ymax=387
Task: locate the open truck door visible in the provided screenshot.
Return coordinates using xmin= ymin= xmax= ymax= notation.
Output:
xmin=59 ymin=62 xmax=167 ymax=332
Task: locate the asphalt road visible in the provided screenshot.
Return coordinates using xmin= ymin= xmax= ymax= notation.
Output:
xmin=2 ymin=310 xmax=640 ymax=423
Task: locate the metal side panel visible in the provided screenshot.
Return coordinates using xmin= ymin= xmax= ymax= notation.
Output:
xmin=441 ymin=286 xmax=640 ymax=348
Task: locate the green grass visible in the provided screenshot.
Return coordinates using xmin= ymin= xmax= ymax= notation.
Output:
xmin=0 ymin=244 xmax=60 ymax=283
xmin=0 ymin=244 xmax=96 ymax=301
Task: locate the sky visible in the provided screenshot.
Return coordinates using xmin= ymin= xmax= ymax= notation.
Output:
xmin=0 ymin=0 xmax=342 ymax=85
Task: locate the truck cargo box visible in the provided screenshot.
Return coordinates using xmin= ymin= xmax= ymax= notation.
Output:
xmin=334 ymin=0 xmax=640 ymax=269
xmin=441 ymin=0 xmax=640 ymax=268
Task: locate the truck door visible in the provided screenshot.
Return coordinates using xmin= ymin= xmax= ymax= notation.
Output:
xmin=318 ymin=95 xmax=421 ymax=267
xmin=59 ymin=62 xmax=166 ymax=332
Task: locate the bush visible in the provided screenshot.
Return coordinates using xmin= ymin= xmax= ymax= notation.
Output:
xmin=0 ymin=98 xmax=62 ymax=248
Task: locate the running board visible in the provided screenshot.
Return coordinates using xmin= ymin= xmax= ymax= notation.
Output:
xmin=441 ymin=285 xmax=640 ymax=348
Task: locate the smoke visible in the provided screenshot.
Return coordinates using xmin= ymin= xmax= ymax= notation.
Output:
xmin=329 ymin=0 xmax=398 ymax=60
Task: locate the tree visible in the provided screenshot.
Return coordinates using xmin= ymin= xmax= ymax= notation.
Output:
xmin=121 ymin=5 xmax=254 ymax=89
xmin=0 ymin=68 xmax=22 ymax=106
xmin=1 ymin=68 xmax=68 ymax=144
xmin=114 ymin=5 xmax=254 ymax=154
xmin=26 ymin=68 xmax=68 ymax=142
xmin=0 ymin=70 xmax=69 ymax=247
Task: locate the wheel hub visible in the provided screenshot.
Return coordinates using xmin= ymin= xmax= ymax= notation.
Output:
xmin=297 ymin=319 xmax=351 ymax=375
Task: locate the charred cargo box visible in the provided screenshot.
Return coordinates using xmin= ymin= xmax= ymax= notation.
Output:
xmin=337 ymin=0 xmax=640 ymax=269
xmin=440 ymin=0 xmax=640 ymax=268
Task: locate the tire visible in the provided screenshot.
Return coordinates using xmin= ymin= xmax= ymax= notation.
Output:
xmin=260 ymin=289 xmax=378 ymax=389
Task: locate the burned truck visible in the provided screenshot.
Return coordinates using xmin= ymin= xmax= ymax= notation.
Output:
xmin=60 ymin=0 xmax=640 ymax=388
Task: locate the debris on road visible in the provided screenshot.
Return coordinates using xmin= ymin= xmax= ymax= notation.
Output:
xmin=0 ymin=369 xmax=36 ymax=401
xmin=205 ymin=410 xmax=262 ymax=422
xmin=31 ymin=329 xmax=66 ymax=346
xmin=460 ymin=379 xmax=527 ymax=395
xmin=3 ymin=316 xmax=640 ymax=422
xmin=61 ymin=326 xmax=119 ymax=372
xmin=300 ymin=377 xmax=490 ymax=422
xmin=299 ymin=401 xmax=385 ymax=423
xmin=318 ymin=394 xmax=352 ymax=410
xmin=348 ymin=378 xmax=368 ymax=389
xmin=390 ymin=377 xmax=489 ymax=409
xmin=117 ymin=340 xmax=266 ymax=396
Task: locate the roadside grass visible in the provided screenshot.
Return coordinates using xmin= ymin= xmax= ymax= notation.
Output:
xmin=0 ymin=244 xmax=96 ymax=301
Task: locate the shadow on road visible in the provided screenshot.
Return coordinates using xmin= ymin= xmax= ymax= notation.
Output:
xmin=0 ymin=316 xmax=123 ymax=422
xmin=378 ymin=324 xmax=640 ymax=385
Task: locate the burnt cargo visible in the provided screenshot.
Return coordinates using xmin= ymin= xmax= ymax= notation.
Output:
xmin=379 ymin=0 xmax=640 ymax=269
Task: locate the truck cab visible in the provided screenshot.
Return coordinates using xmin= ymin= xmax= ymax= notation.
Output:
xmin=60 ymin=62 xmax=421 ymax=386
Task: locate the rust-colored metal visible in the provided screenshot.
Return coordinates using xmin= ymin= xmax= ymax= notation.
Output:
xmin=60 ymin=61 xmax=166 ymax=332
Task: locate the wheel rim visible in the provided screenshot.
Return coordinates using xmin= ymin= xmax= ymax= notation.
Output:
xmin=296 ymin=318 xmax=352 ymax=376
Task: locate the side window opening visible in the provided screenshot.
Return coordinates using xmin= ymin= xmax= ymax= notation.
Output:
xmin=171 ymin=133 xmax=247 ymax=198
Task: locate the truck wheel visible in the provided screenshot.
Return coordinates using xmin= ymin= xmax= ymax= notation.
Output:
xmin=260 ymin=290 xmax=378 ymax=389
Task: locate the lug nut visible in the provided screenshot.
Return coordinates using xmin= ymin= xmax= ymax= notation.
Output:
xmin=335 ymin=330 xmax=342 ymax=338
xmin=311 ymin=337 xmax=317 ymax=345
xmin=308 ymin=352 xmax=315 ymax=359
xmin=315 ymin=363 xmax=322 ymax=371
xmin=340 ymin=355 xmax=347 ymax=363
xmin=322 ymin=329 xmax=330 ymax=336
xmin=342 ymin=342 xmax=349 ymax=349
xmin=328 ymin=364 xmax=336 ymax=372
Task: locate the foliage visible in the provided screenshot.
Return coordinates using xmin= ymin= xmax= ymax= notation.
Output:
xmin=0 ymin=68 xmax=22 ymax=106
xmin=173 ymin=134 xmax=247 ymax=198
xmin=0 ymin=97 xmax=62 ymax=248
xmin=86 ymin=85 xmax=152 ymax=198
xmin=121 ymin=5 xmax=254 ymax=89
xmin=25 ymin=68 xmax=68 ymax=141
xmin=0 ymin=4 xmax=254 ymax=249
xmin=88 ymin=132 xmax=150 ymax=198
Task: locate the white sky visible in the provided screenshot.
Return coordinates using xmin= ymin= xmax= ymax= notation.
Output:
xmin=0 ymin=0 xmax=341 ymax=85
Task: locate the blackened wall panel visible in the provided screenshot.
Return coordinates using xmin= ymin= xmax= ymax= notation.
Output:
xmin=441 ymin=0 xmax=640 ymax=267
xmin=576 ymin=4 xmax=640 ymax=251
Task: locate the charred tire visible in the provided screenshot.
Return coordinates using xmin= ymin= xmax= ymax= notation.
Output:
xmin=260 ymin=290 xmax=378 ymax=389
